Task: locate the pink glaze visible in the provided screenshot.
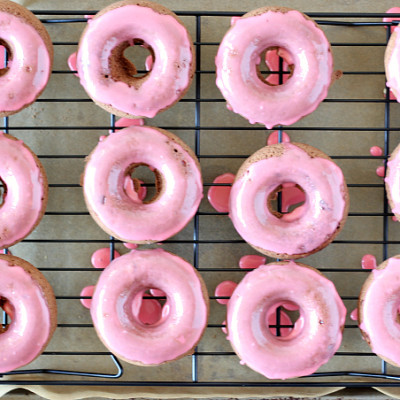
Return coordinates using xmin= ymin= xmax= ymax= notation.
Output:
xmin=264 ymin=48 xmax=291 ymax=86
xmin=359 ymin=256 xmax=400 ymax=366
xmin=280 ymin=185 xmax=306 ymax=214
xmin=361 ymin=254 xmax=377 ymax=270
xmin=109 ymin=117 xmax=145 ymax=134
xmin=350 ymin=308 xmax=358 ymax=321
xmin=91 ymin=249 xmax=208 ymax=365
xmin=268 ymin=304 xmax=293 ymax=337
xmin=83 ymin=126 xmax=203 ymax=243
xmin=0 ymin=249 xmax=11 ymax=255
xmin=0 ymin=133 xmax=47 ymax=249
xmin=123 ymin=177 xmax=147 ymax=203
xmin=77 ymin=4 xmax=193 ymax=118
xmin=0 ymin=45 xmax=6 ymax=69
xmin=215 ymin=9 xmax=333 ymax=129
xmin=376 ymin=166 xmax=385 ymax=178
xmin=123 ymin=242 xmax=138 ymax=250
xmin=68 ymin=52 xmax=78 ymax=76
xmin=385 ymin=25 xmax=400 ymax=101
xmin=386 ymin=148 xmax=400 ymax=215
xmin=239 ymin=255 xmax=266 ymax=269
xmin=80 ymin=285 xmax=95 ymax=309
xmin=384 ymin=8 xmax=400 ymax=33
xmin=136 ymin=296 xmax=162 ymax=325
xmin=145 ymin=55 xmax=154 ymax=72
xmin=207 ymin=173 xmax=235 ymax=213
xmin=227 ymin=261 xmax=346 ymax=379
xmin=215 ymin=280 xmax=237 ymax=305
xmin=229 ymin=143 xmax=347 ymax=257
xmin=0 ymin=9 xmax=52 ymax=115
xmin=91 ymin=248 xmax=120 ymax=269
xmin=230 ymin=16 xmax=241 ymax=26
xmin=370 ymin=146 xmax=383 ymax=157
xmin=0 ymin=257 xmax=52 ymax=373
xmin=150 ymin=288 xmax=166 ymax=297
xmin=267 ymin=130 xmax=291 ymax=145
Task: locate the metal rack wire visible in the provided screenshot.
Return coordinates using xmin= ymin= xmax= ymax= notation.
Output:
xmin=1 ymin=8 xmax=400 ymax=391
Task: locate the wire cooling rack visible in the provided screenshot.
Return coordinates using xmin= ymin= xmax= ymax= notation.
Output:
xmin=2 ymin=8 xmax=400 ymax=391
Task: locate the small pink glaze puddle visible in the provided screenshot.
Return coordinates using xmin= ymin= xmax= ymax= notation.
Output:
xmin=266 ymin=130 xmax=291 ymax=146
xmin=123 ymin=242 xmax=138 ymax=250
xmin=361 ymin=254 xmax=377 ymax=270
xmin=109 ymin=117 xmax=145 ymax=134
xmin=215 ymin=280 xmax=237 ymax=305
xmin=376 ymin=166 xmax=385 ymax=177
xmin=350 ymin=308 xmax=358 ymax=321
xmin=149 ymin=288 xmax=166 ymax=298
xmin=145 ymin=55 xmax=154 ymax=71
xmin=384 ymin=7 xmax=400 ymax=33
xmin=264 ymin=48 xmax=292 ymax=86
xmin=230 ymin=16 xmax=241 ymax=26
xmin=67 ymin=52 xmax=78 ymax=77
xmin=268 ymin=305 xmax=294 ymax=337
xmin=207 ymin=173 xmax=235 ymax=213
xmin=124 ymin=177 xmax=147 ymax=203
xmin=280 ymin=184 xmax=306 ymax=214
xmin=91 ymin=248 xmax=121 ymax=269
xmin=370 ymin=146 xmax=383 ymax=157
xmin=138 ymin=297 xmax=163 ymax=325
xmin=80 ymin=285 xmax=95 ymax=309
xmin=239 ymin=255 xmax=267 ymax=269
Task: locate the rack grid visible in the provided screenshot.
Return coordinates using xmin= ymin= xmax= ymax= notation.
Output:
xmin=1 ymin=8 xmax=400 ymax=391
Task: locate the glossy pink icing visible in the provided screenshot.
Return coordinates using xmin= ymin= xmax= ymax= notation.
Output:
xmin=385 ymin=25 xmax=400 ymax=101
xmin=0 ymin=10 xmax=51 ymax=114
xmin=229 ymin=143 xmax=347 ymax=256
xmin=384 ymin=8 xmax=400 ymax=34
xmin=215 ymin=9 xmax=333 ymax=129
xmin=268 ymin=304 xmax=294 ymax=337
xmin=83 ymin=126 xmax=203 ymax=243
xmin=376 ymin=166 xmax=385 ymax=178
xmin=267 ymin=130 xmax=291 ymax=145
xmin=359 ymin=257 xmax=400 ymax=366
xmin=207 ymin=173 xmax=235 ymax=213
xmin=0 ymin=258 xmax=52 ymax=373
xmin=0 ymin=45 xmax=6 ymax=69
xmin=91 ymin=249 xmax=208 ymax=365
xmin=215 ymin=280 xmax=237 ymax=305
xmin=123 ymin=242 xmax=138 ymax=250
xmin=0 ymin=133 xmax=46 ymax=249
xmin=264 ymin=48 xmax=291 ymax=85
xmin=68 ymin=52 xmax=78 ymax=76
xmin=123 ymin=177 xmax=147 ymax=203
xmin=370 ymin=146 xmax=383 ymax=157
xmin=227 ymin=262 xmax=346 ymax=379
xmin=361 ymin=254 xmax=377 ymax=270
xmin=135 ymin=295 xmax=162 ymax=325
xmin=350 ymin=308 xmax=358 ymax=321
xmin=76 ymin=4 xmax=193 ymax=118
xmin=80 ymin=285 xmax=95 ymax=309
xmin=238 ymin=255 xmax=266 ymax=269
xmin=91 ymin=248 xmax=120 ymax=269
xmin=109 ymin=117 xmax=144 ymax=134
xmin=385 ymin=150 xmax=400 ymax=215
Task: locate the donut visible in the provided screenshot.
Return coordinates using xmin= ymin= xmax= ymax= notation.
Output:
xmin=0 ymin=0 xmax=53 ymax=117
xmin=76 ymin=0 xmax=195 ymax=119
xmin=385 ymin=143 xmax=400 ymax=220
xmin=0 ymin=132 xmax=48 ymax=249
xmin=385 ymin=26 xmax=400 ymax=101
xmin=358 ymin=255 xmax=400 ymax=367
xmin=83 ymin=126 xmax=203 ymax=243
xmin=0 ymin=254 xmax=57 ymax=373
xmin=215 ymin=7 xmax=333 ymax=129
xmin=229 ymin=142 xmax=349 ymax=259
xmin=226 ymin=261 xmax=346 ymax=379
xmin=90 ymin=248 xmax=209 ymax=365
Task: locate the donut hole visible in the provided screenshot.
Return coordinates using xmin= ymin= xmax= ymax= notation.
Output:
xmin=267 ymin=302 xmax=300 ymax=339
xmin=267 ymin=183 xmax=306 ymax=218
xmin=256 ymin=47 xmax=294 ymax=86
xmin=131 ymin=288 xmax=167 ymax=326
xmin=124 ymin=164 xmax=162 ymax=204
xmin=0 ymin=178 xmax=6 ymax=207
xmin=109 ymin=39 xmax=154 ymax=85
xmin=0 ymin=40 xmax=11 ymax=77
xmin=0 ymin=297 xmax=14 ymax=333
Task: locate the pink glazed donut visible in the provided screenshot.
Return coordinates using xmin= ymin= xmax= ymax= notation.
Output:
xmin=358 ymin=256 xmax=400 ymax=367
xmin=83 ymin=126 xmax=203 ymax=243
xmin=76 ymin=0 xmax=195 ymax=118
xmin=229 ymin=142 xmax=349 ymax=259
xmin=0 ymin=255 xmax=57 ymax=373
xmin=0 ymin=133 xmax=48 ymax=249
xmin=227 ymin=261 xmax=346 ymax=379
xmin=215 ymin=7 xmax=333 ymax=129
xmin=91 ymin=249 xmax=209 ymax=365
xmin=0 ymin=0 xmax=53 ymax=117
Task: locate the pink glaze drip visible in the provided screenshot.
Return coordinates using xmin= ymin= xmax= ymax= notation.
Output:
xmin=386 ymin=150 xmax=400 ymax=215
xmin=68 ymin=52 xmax=78 ymax=76
xmin=90 ymin=249 xmax=208 ymax=365
xmin=0 ymin=11 xmax=51 ymax=114
xmin=227 ymin=261 xmax=346 ymax=379
xmin=91 ymin=248 xmax=120 ymax=269
xmin=77 ymin=4 xmax=193 ymax=118
xmin=215 ymin=10 xmax=333 ymax=129
xmin=123 ymin=242 xmax=138 ymax=250
xmin=145 ymin=55 xmax=154 ymax=72
xmin=222 ymin=320 xmax=228 ymax=335
xmin=384 ymin=8 xmax=400 ymax=33
xmin=149 ymin=288 xmax=166 ymax=297
xmin=0 ymin=133 xmax=46 ymax=249
xmin=268 ymin=304 xmax=294 ymax=337
xmin=215 ymin=281 xmax=237 ymax=305
xmin=136 ymin=296 xmax=162 ymax=325
xmin=370 ymin=146 xmax=383 ymax=157
xmin=361 ymin=254 xmax=377 ymax=270
xmin=109 ymin=117 xmax=145 ymax=134
xmin=229 ymin=143 xmax=347 ymax=256
xmin=239 ymin=255 xmax=266 ymax=269
xmin=264 ymin=48 xmax=291 ymax=86
xmin=83 ymin=126 xmax=203 ymax=243
xmin=207 ymin=173 xmax=235 ymax=213
xmin=80 ymin=285 xmax=95 ymax=309
xmin=359 ymin=256 xmax=400 ymax=365
xmin=0 ymin=258 xmax=52 ymax=373
xmin=376 ymin=166 xmax=385 ymax=177
xmin=230 ymin=16 xmax=241 ymax=26
xmin=267 ymin=131 xmax=291 ymax=145
xmin=123 ymin=177 xmax=147 ymax=203
xmin=350 ymin=308 xmax=358 ymax=321
xmin=0 ymin=45 xmax=6 ymax=69
xmin=385 ymin=24 xmax=400 ymax=101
